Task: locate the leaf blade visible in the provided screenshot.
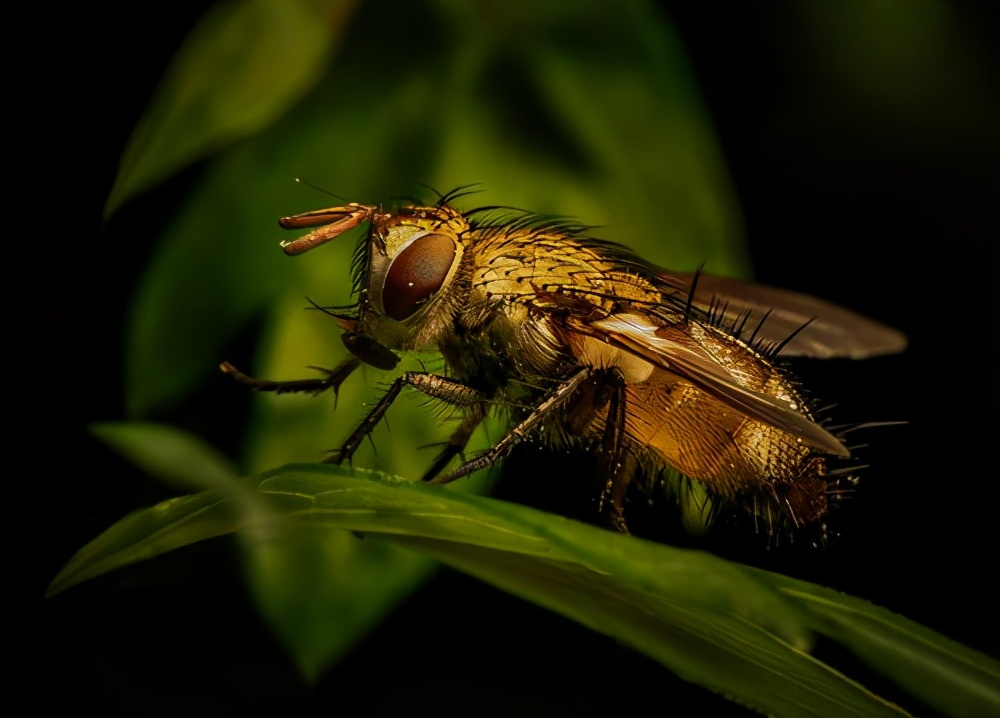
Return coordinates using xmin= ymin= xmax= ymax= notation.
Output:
xmin=47 ymin=491 xmax=234 ymax=598
xmin=751 ymin=569 xmax=1000 ymax=718
xmin=46 ymin=465 xmax=951 ymax=715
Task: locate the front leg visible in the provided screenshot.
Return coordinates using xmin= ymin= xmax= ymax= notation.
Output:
xmin=326 ymin=372 xmax=487 ymax=466
xmin=220 ymin=358 xmax=361 ymax=406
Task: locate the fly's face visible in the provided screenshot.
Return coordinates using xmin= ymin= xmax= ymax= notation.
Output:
xmin=359 ymin=204 xmax=468 ymax=347
xmin=279 ymin=202 xmax=470 ymax=367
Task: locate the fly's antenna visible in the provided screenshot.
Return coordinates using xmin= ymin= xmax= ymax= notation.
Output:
xmin=293 ymin=177 xmax=348 ymax=203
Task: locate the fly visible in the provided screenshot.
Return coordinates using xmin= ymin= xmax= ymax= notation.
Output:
xmin=222 ymin=188 xmax=906 ymax=535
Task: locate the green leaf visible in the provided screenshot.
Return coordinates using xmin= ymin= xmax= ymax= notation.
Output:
xmin=47 ymin=490 xmax=238 ymax=599
xmin=104 ymin=0 xmax=356 ymax=217
xmin=751 ymin=569 xmax=1000 ymax=718
xmin=50 ymin=465 xmax=1000 ymax=715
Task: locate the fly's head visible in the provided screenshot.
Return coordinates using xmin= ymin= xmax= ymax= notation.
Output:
xmin=279 ymin=201 xmax=470 ymax=370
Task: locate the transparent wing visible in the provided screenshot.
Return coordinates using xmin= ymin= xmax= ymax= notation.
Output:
xmin=663 ymin=271 xmax=907 ymax=359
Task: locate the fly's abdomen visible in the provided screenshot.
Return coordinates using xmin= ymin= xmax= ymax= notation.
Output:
xmin=624 ymin=369 xmax=831 ymax=528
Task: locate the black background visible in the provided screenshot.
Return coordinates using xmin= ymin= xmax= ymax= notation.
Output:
xmin=4 ymin=1 xmax=997 ymax=716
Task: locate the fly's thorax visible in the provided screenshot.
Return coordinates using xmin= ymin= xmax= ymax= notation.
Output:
xmin=460 ymin=229 xmax=669 ymax=383
xmin=467 ymin=230 xmax=662 ymax=311
xmin=438 ymin=285 xmax=577 ymax=394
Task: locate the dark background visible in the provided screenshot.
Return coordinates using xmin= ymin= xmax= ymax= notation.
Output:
xmin=4 ymin=1 xmax=997 ymax=715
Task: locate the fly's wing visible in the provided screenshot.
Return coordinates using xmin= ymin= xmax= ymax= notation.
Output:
xmin=663 ymin=271 xmax=907 ymax=359
xmin=569 ymin=313 xmax=851 ymax=458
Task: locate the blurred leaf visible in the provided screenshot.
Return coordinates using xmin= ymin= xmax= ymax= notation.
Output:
xmin=90 ymin=421 xmax=240 ymax=492
xmin=241 ymin=522 xmax=432 ymax=682
xmin=105 ymin=0 xmax=356 ymax=217
xmin=752 ymin=569 xmax=1000 ymax=718
xmin=50 ymin=465 xmax=1000 ymax=715
xmin=124 ymin=147 xmax=302 ymax=418
xmin=430 ymin=0 xmax=748 ymax=276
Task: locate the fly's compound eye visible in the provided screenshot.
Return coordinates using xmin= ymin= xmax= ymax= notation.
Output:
xmin=382 ymin=233 xmax=457 ymax=320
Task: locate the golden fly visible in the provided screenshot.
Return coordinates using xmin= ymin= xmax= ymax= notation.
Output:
xmin=222 ymin=188 xmax=905 ymax=535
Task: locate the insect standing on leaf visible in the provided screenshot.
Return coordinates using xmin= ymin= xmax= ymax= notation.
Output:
xmin=221 ymin=188 xmax=905 ymax=536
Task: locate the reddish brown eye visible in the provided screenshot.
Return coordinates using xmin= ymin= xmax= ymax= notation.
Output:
xmin=382 ymin=233 xmax=457 ymax=320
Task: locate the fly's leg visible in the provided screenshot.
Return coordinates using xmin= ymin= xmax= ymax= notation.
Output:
xmin=595 ymin=368 xmax=632 ymax=533
xmin=220 ymin=358 xmax=361 ymax=406
xmin=431 ymin=367 xmax=593 ymax=485
xmin=326 ymin=373 xmax=486 ymax=466
xmin=420 ymin=405 xmax=488 ymax=481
